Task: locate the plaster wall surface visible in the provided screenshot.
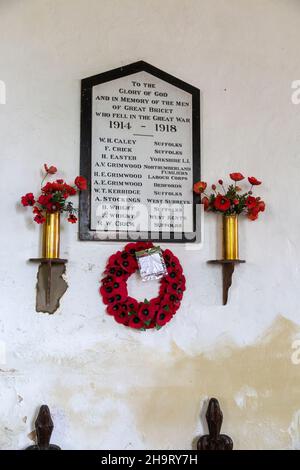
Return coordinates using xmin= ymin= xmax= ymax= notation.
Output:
xmin=0 ymin=0 xmax=300 ymax=449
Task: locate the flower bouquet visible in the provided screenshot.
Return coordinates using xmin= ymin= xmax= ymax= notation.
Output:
xmin=194 ymin=172 xmax=266 ymax=259
xmin=21 ymin=164 xmax=87 ymax=258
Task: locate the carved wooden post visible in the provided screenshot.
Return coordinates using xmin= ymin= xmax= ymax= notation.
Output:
xmin=26 ymin=405 xmax=61 ymax=450
xmin=197 ymin=398 xmax=233 ymax=450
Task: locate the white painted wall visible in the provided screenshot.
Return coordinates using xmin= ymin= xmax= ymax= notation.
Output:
xmin=0 ymin=0 xmax=300 ymax=450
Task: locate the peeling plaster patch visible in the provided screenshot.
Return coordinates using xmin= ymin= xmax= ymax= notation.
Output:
xmin=22 ymin=316 xmax=300 ymax=450
xmin=36 ymin=263 xmax=68 ymax=314
xmin=122 ymin=316 xmax=300 ymax=450
xmin=288 ymin=409 xmax=300 ymax=450
xmin=235 ymin=386 xmax=258 ymax=409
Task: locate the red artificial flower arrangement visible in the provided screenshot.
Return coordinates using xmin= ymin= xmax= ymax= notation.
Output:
xmin=193 ymin=173 xmax=265 ymax=221
xmin=21 ymin=164 xmax=87 ymax=224
xmin=100 ymin=242 xmax=186 ymax=330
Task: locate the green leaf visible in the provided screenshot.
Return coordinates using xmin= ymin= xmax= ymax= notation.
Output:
xmin=144 ymin=320 xmax=151 ymax=326
xmin=163 ymin=305 xmax=170 ymax=311
xmin=144 ymin=298 xmax=150 ymax=304
xmin=128 ymin=310 xmax=136 ymax=316
xmin=139 ymin=327 xmax=146 ymax=331
xmin=156 ymin=324 xmax=162 ymax=330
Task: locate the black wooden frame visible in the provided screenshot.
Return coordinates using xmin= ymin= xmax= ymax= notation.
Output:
xmin=79 ymin=61 xmax=200 ymax=242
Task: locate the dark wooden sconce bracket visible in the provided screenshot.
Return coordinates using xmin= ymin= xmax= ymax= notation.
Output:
xmin=29 ymin=258 xmax=68 ymax=314
xmin=208 ymin=259 xmax=245 ymax=305
xmin=26 ymin=405 xmax=61 ymax=450
xmin=197 ymin=398 xmax=233 ymax=450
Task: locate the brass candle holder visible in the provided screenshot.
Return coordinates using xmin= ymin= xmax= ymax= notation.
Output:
xmin=208 ymin=215 xmax=245 ymax=305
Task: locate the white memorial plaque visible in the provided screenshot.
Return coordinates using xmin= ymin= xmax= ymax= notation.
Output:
xmin=80 ymin=62 xmax=200 ymax=242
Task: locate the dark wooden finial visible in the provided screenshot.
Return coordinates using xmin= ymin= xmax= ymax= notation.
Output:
xmin=197 ymin=398 xmax=233 ymax=450
xmin=26 ymin=405 xmax=61 ymax=450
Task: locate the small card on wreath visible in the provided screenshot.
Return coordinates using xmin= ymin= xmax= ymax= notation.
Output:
xmin=136 ymin=247 xmax=167 ymax=281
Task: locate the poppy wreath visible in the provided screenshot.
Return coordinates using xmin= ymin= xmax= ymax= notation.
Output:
xmin=100 ymin=241 xmax=186 ymax=330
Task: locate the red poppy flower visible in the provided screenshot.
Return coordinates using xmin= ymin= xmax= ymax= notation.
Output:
xmin=164 ymin=250 xmax=181 ymax=268
xmin=137 ymin=303 xmax=155 ymax=322
xmin=248 ymin=176 xmax=261 ymax=186
xmin=156 ymin=310 xmax=173 ymax=327
xmin=230 ymin=172 xmax=244 ymax=182
xmin=165 ymin=269 xmax=182 ymax=283
xmin=218 ymin=179 xmax=223 ymax=185
xmin=193 ymin=181 xmax=207 ymax=194
xmin=74 ymin=176 xmax=87 ymax=190
xmin=107 ymin=251 xmax=123 ymax=266
xmin=102 ymin=287 xmax=127 ymax=305
xmin=247 ymin=209 xmax=259 ymax=221
xmin=201 ymin=196 xmax=209 ymax=211
xmin=245 ymin=196 xmax=257 ymax=210
xmin=38 ymin=194 xmax=52 ymax=206
xmin=258 ymin=200 xmax=265 ymax=212
xmin=129 ymin=316 xmax=144 ymax=329
xmin=99 ymin=282 xmax=114 ymax=298
xmin=166 ymin=262 xmax=183 ymax=277
xmin=44 ymin=164 xmax=57 ymax=174
xmin=126 ymin=297 xmax=139 ymax=314
xmin=159 ymin=282 xmax=168 ymax=297
xmin=202 ymin=196 xmax=210 ymax=210
xmin=164 ymin=254 xmax=182 ymax=275
xmin=107 ymin=303 xmax=121 ymax=316
xmin=214 ymin=194 xmax=231 ymax=212
xmin=163 ymin=249 xmax=173 ymax=261
xmin=101 ymin=275 xmax=115 ymax=285
xmin=68 ymin=214 xmax=77 ymax=224
xmin=124 ymin=243 xmax=138 ymax=255
xmin=125 ymin=241 xmax=153 ymax=254
xmin=46 ymin=201 xmax=61 ymax=213
xmin=166 ymin=283 xmax=184 ymax=298
xmin=164 ymin=291 xmax=182 ymax=305
xmin=21 ymin=193 xmax=35 ymax=207
xmin=111 ymin=280 xmax=125 ymax=291
xmin=41 ymin=182 xmax=53 ymax=193
xmin=114 ymin=310 xmax=129 ymax=325
xmin=150 ymin=298 xmax=161 ymax=310
xmin=119 ymin=251 xmax=138 ymax=272
xmin=33 ymin=206 xmax=42 ymax=215
xmin=34 ymin=214 xmax=46 ymax=224
xmin=63 ymin=184 xmax=77 ymax=196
